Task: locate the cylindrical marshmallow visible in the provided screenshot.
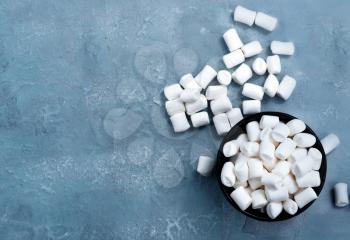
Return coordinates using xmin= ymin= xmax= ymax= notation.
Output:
xmin=230 ymin=186 xmax=252 ymax=211
xmin=196 ymin=155 xmax=216 ymax=176
xmin=221 ymin=162 xmax=236 ymax=187
xmin=242 ymin=100 xmax=261 ymax=115
xmin=263 ymin=74 xmax=279 ymax=97
xmin=251 ymin=189 xmax=268 ymax=209
xmin=293 ymin=156 xmax=314 ymax=177
xmin=294 ymin=187 xmax=317 ymax=209
xmin=262 ymin=156 xmax=277 ymax=171
xmin=248 ymin=177 xmax=263 ymax=190
xmin=179 ymin=73 xmax=201 ymax=90
xmin=271 ymin=41 xmax=295 ymax=56
xmin=226 ymin=108 xmax=243 ymax=127
xmin=259 ymin=141 xmax=275 ymax=162
xmin=282 ymin=174 xmax=299 ymax=194
xmin=334 ymin=183 xmax=349 ymax=207
xmin=283 ymin=199 xmax=298 ymax=215
xmin=213 ymin=113 xmax=231 ymax=136
xmin=271 ymin=122 xmax=290 ymax=142
xmin=247 ymin=158 xmax=264 ymax=179
xmin=242 ymin=83 xmax=264 ymax=100
xmin=260 ymin=115 xmax=279 ymax=129
xmin=223 ymin=28 xmax=243 ymax=52
xmin=265 ymin=186 xmax=289 ymax=202
xmin=232 ymin=63 xmax=253 ymax=85
xmin=272 ymin=161 xmax=291 ymax=177
xmin=321 ymin=133 xmax=340 ymax=155
xmin=217 ymin=70 xmax=232 ymax=86
xmin=223 ymin=140 xmax=240 ymax=157
xmin=246 ymin=121 xmax=261 ymax=142
xmin=252 ymin=57 xmax=267 ymax=76
xmin=233 ymin=5 xmax=257 ymax=26
xmin=165 ymin=99 xmax=185 ymax=116
xmin=241 ymin=41 xmax=263 ymax=58
xmin=254 ymin=12 xmax=278 ymax=32
xmin=210 ymin=96 xmax=232 ymax=115
xmin=288 ymin=147 xmax=307 ymax=164
xmin=266 ymin=202 xmax=283 ymax=219
xmin=205 ymin=85 xmax=227 ymax=100
xmin=266 ymin=55 xmax=281 ymax=74
xmin=261 ymin=172 xmax=282 ymax=189
xmin=179 ymin=88 xmax=200 ymax=103
xmin=240 ymin=142 xmax=259 ymax=157
xmin=286 ymin=119 xmax=306 ymax=136
xmin=164 ymin=84 xmax=183 ymax=100
xmin=293 ymin=133 xmax=316 ymax=148
xmin=185 ymin=94 xmax=207 ymax=115
xmin=275 ymin=138 xmax=296 ymax=160
xmin=277 ymin=75 xmax=296 ymax=100
xmin=236 ymin=133 xmax=249 ymax=146
xmin=190 ymin=111 xmax=210 ymax=128
xmin=308 ymin=148 xmax=322 ymax=170
xmin=195 ymin=65 xmax=217 ymax=89
xmin=223 ymin=49 xmax=245 ymax=69
xmin=234 ymin=156 xmax=249 ymax=182
xmin=296 ymin=170 xmax=320 ymax=188
xmin=170 ymin=112 xmax=190 ymax=133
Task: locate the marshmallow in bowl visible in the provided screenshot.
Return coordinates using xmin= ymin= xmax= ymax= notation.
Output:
xmin=271 ymin=41 xmax=295 ymax=56
xmin=286 ymin=119 xmax=306 ymax=136
xmin=164 ymin=83 xmax=183 ymax=100
xmin=196 ymin=156 xmax=216 ymax=176
xmin=283 ymin=199 xmax=298 ymax=215
xmin=242 ymin=100 xmax=261 ymax=115
xmin=165 ymin=99 xmax=185 ymax=116
xmin=259 ymin=141 xmax=275 ymax=162
xmin=260 ymin=115 xmax=279 ymax=129
xmin=223 ymin=49 xmax=245 ymax=69
xmin=271 ymin=161 xmax=291 ymax=177
xmin=234 ymin=156 xmax=249 ymax=182
xmin=242 ymin=83 xmax=264 ymax=100
xmin=293 ymin=133 xmax=316 ymax=148
xmin=294 ymin=187 xmax=317 ymax=208
xmin=248 ymin=177 xmax=263 ymax=190
xmin=246 ymin=121 xmax=261 ymax=142
xmin=213 ymin=113 xmax=231 ymax=136
xmin=321 ymin=133 xmax=340 ymax=155
xmin=251 ymin=189 xmax=268 ymax=209
xmin=275 ymin=138 xmax=296 ymax=160
xmin=226 ymin=108 xmax=243 ymax=127
xmin=210 ymin=96 xmax=232 ymax=115
xmin=261 ymin=172 xmax=282 ymax=189
xmin=217 ymin=70 xmax=232 ymax=86
xmin=241 ymin=41 xmax=263 ymax=58
xmin=223 ymin=28 xmax=243 ymax=52
xmin=205 ymin=85 xmax=227 ymax=100
xmin=179 ymin=73 xmax=201 ymax=90
xmin=277 ymin=75 xmax=296 ymax=100
xmin=266 ymin=55 xmax=281 ymax=74
xmin=247 ymin=158 xmax=264 ymax=179
xmin=240 ymin=142 xmax=259 ymax=157
xmin=252 ymin=57 xmax=267 ymax=75
xmin=265 ymin=186 xmax=289 ymax=202
xmin=308 ymin=148 xmax=322 ymax=170
xmin=230 ymin=186 xmax=252 ymax=211
xmin=254 ymin=12 xmax=278 ymax=32
xmin=263 ymin=74 xmax=279 ymax=97
xmin=288 ymin=147 xmax=307 ymax=164
xmin=271 ymin=122 xmax=290 ymax=142
xmin=232 ymin=63 xmax=253 ymax=85
xmin=223 ymin=140 xmax=240 ymax=157
xmin=190 ymin=111 xmax=210 ymax=128
xmin=282 ymin=174 xmax=299 ymax=194
xmin=266 ymin=202 xmax=283 ymax=219
xmin=185 ymin=94 xmax=207 ymax=115
xmin=179 ymin=88 xmax=201 ymax=103
xmin=296 ymin=170 xmax=321 ymax=188
xmin=170 ymin=112 xmax=190 ymax=133
xmin=195 ymin=65 xmax=217 ymax=89
xmin=334 ymin=183 xmax=349 ymax=207
xmin=293 ymin=156 xmax=315 ymax=177
xmin=221 ymin=162 xmax=236 ymax=187
xmin=234 ymin=5 xmax=256 ymax=26
xmin=259 ymin=127 xmax=274 ymax=143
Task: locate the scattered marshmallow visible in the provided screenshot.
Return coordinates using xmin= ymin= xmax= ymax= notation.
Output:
xmin=223 ymin=49 xmax=245 ymax=69
xmin=213 ymin=113 xmax=231 ymax=136
xmin=254 ymin=12 xmax=278 ymax=32
xmin=275 ymin=138 xmax=296 ymax=160
xmin=185 ymin=94 xmax=207 ymax=115
xmin=164 ymin=84 xmax=183 ymax=100
xmin=223 ymin=140 xmax=240 ymax=157
xmin=263 ymin=74 xmax=279 ymax=97
xmin=259 ymin=141 xmax=275 ymax=163
xmin=190 ymin=111 xmax=210 ymax=128
xmin=165 ymin=99 xmax=185 ymax=116
xmin=233 ymin=5 xmax=256 ymax=26
xmin=195 ymin=65 xmax=217 ymax=89
xmin=221 ymin=162 xmax=236 ymax=187
xmin=242 ymin=100 xmax=261 ymax=115
xmin=232 ymin=63 xmax=253 ymax=85
xmin=260 ymin=115 xmax=279 ymax=129
xmin=272 ymin=161 xmax=291 ymax=177
xmin=252 ymin=57 xmax=267 ymax=75
xmin=321 ymin=133 xmax=340 ymax=155
xmin=240 ymin=142 xmax=259 ymax=157
xmin=246 ymin=121 xmax=261 ymax=142
xmin=277 ymin=75 xmax=296 ymax=100
xmin=271 ymin=41 xmax=295 ymax=56
xmin=283 ymin=199 xmax=298 ymax=215
xmin=230 ymin=186 xmax=252 ymax=211
xmin=217 ymin=70 xmax=232 ymax=86
xmin=296 ymin=170 xmax=321 ymax=188
xmin=205 ymin=85 xmax=227 ymax=100
xmin=242 ymin=83 xmax=264 ymax=100
xmin=266 ymin=202 xmax=283 ymax=219
xmin=196 ymin=156 xmax=216 ymax=176
xmin=271 ymin=122 xmax=290 ymax=142
xmin=226 ymin=108 xmax=243 ymax=127
xmin=248 ymin=158 xmax=264 ymax=179
xmin=170 ymin=112 xmax=190 ymax=133
xmin=251 ymin=189 xmax=268 ymax=209
xmin=282 ymin=174 xmax=299 ymax=194
xmin=265 ymin=186 xmax=289 ymax=202
xmin=179 ymin=73 xmax=201 ymax=90
xmin=261 ymin=172 xmax=282 ymax=189
xmin=210 ymin=96 xmax=232 ymax=115
xmin=286 ymin=119 xmax=306 ymax=136
xmin=308 ymin=148 xmax=322 ymax=170
xmin=180 ymin=88 xmax=200 ymax=103
xmin=334 ymin=183 xmax=349 ymax=207
xmin=266 ymin=55 xmax=281 ymax=74
xmin=294 ymin=187 xmax=317 ymax=209
xmin=241 ymin=41 xmax=263 ymax=58
xmin=293 ymin=133 xmax=316 ymax=148
xmin=223 ymin=28 xmax=244 ymax=52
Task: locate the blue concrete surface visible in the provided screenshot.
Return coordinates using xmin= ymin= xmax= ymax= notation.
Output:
xmin=0 ymin=0 xmax=349 ymax=239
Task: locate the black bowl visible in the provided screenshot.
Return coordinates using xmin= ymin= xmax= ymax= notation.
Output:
xmin=216 ymin=112 xmax=327 ymax=221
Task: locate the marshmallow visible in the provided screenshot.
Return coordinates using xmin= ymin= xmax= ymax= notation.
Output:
xmin=186 ymin=94 xmax=207 ymax=115
xmin=246 ymin=121 xmax=261 ymax=142
xmin=179 ymin=88 xmax=200 ymax=103
xmin=271 ymin=41 xmax=295 ymax=56
xmin=232 ymin=63 xmax=253 ymax=85
xmin=242 ymin=100 xmax=261 ymax=115
xmin=242 ymin=83 xmax=264 ymax=100
xmin=195 ymin=65 xmax=217 ymax=89
xmin=321 ymin=133 xmax=340 ymax=155
xmin=266 ymin=55 xmax=281 ymax=74
xmin=190 ymin=111 xmax=210 ymax=128
xmin=293 ymin=133 xmax=316 ymax=148
xmin=223 ymin=140 xmax=240 ymax=157
xmin=248 ymin=158 xmax=264 ymax=179
xmin=262 ymin=156 xmax=277 ymax=171
xmin=293 ymin=156 xmax=314 ymax=177
xmin=272 ymin=161 xmax=291 ymax=177
xmin=236 ymin=133 xmax=249 ymax=146
xmin=251 ymin=189 xmax=268 ymax=209
xmin=260 ymin=115 xmax=279 ymax=129
xmin=240 ymin=142 xmax=259 ymax=157
xmin=334 ymin=183 xmax=349 ymax=207
xmin=288 ymin=148 xmax=307 ymax=164
xmin=275 ymin=138 xmax=296 ymax=160
xmin=271 ymin=122 xmax=290 ymax=142
xmin=248 ymin=177 xmax=263 ymax=190
xmin=223 ymin=28 xmax=244 ymax=52
xmin=259 ymin=141 xmax=275 ymax=162
xmin=261 ymin=172 xmax=282 ymax=189
xmin=217 ymin=70 xmax=232 ymax=86
xmin=263 ymin=74 xmax=279 ymax=97
xmin=283 ymin=199 xmax=298 ymax=215
xmin=213 ymin=113 xmax=231 ymax=136
xmin=286 ymin=119 xmax=306 ymax=136
xmin=296 ymin=170 xmax=320 ymax=188
xmin=234 ymin=155 xmax=249 ymax=182
xmin=179 ymin=73 xmax=201 ymax=90
xmin=165 ymin=99 xmax=185 ymax=116
xmin=221 ymin=162 xmax=236 ymax=187
xmin=265 ymin=186 xmax=289 ymax=202
xmin=226 ymin=108 xmax=243 ymax=127
xmin=170 ymin=112 xmax=190 ymax=133
xmin=233 ymin=180 xmax=248 ymax=188
xmin=196 ymin=156 xmax=216 ymax=176
xmin=164 ymin=84 xmax=183 ymax=100
xmin=308 ymin=148 xmax=322 ymax=170
xmin=277 ymin=75 xmax=296 ymax=100
xmin=241 ymin=41 xmax=263 ymax=58
xmin=282 ymin=174 xmax=299 ymax=194
xmin=210 ymin=96 xmax=232 ymax=115
xmin=254 ymin=12 xmax=278 ymax=32
xmin=294 ymin=187 xmax=317 ymax=208
xmin=252 ymin=57 xmax=267 ymax=75
xmin=205 ymin=85 xmax=227 ymax=100
xmin=233 ymin=5 xmax=257 ymax=26
xmin=259 ymin=128 xmax=276 ymax=145
xmin=223 ymin=49 xmax=245 ymax=69
xmin=230 ymin=186 xmax=252 ymax=211
xmin=266 ymin=202 xmax=283 ymax=219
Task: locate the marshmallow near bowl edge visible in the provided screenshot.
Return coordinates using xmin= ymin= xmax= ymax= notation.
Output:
xmin=215 ymin=111 xmax=327 ymax=222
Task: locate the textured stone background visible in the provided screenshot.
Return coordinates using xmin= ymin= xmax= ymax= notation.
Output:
xmin=0 ymin=0 xmax=349 ymax=239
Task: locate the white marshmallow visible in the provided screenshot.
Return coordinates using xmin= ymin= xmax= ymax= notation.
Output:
xmin=251 ymin=189 xmax=268 ymax=209
xmin=293 ymin=133 xmax=316 ymax=148
xmin=205 ymin=85 xmax=227 ymax=100
xmin=265 ymin=186 xmax=289 ymax=202
xmin=179 ymin=88 xmax=200 ymax=103
xmin=275 ymin=138 xmax=296 ymax=160
xmin=242 ymin=100 xmax=261 ymax=115
xmin=223 ymin=28 xmax=244 ymax=52
xmin=223 ymin=49 xmax=245 ymax=69
xmin=247 ymin=158 xmax=264 ymax=179
xmin=252 ymin=57 xmax=267 ymax=75
xmin=223 ymin=140 xmax=240 ymax=157
xmin=296 ymin=170 xmax=320 ymax=188
xmin=185 ymin=94 xmax=207 ymax=115
xmin=266 ymin=202 xmax=282 ymax=219
xmin=286 ymin=119 xmax=306 ymax=136
xmin=195 ymin=65 xmax=217 ymax=89
xmin=262 ymin=157 xmax=277 ymax=172
xmin=240 ymin=142 xmax=259 ymax=157
xmin=234 ymin=156 xmax=249 ymax=182
xmin=254 ymin=12 xmax=278 ymax=32
xmin=334 ymin=183 xmax=349 ymax=207
xmin=233 ymin=5 xmax=257 ymax=26
xmin=271 ymin=122 xmax=290 ymax=142
xmin=217 ymin=70 xmax=232 ymax=86
xmin=242 ymin=83 xmax=264 ymax=100
xmin=221 ymin=162 xmax=236 ymax=187
xmin=271 ymin=41 xmax=295 ymax=56
xmin=282 ymin=174 xmax=299 ymax=194
xmin=236 ymin=133 xmax=249 ymax=146
xmin=190 ymin=111 xmax=210 ymax=128
xmin=165 ymin=99 xmax=185 ymax=116
xmin=233 ymin=180 xmax=248 ymax=188
xmin=213 ymin=113 xmax=231 ymax=136
xmin=246 ymin=121 xmax=261 ymax=142
xmin=293 ymin=156 xmax=314 ymax=177
xmin=241 ymin=41 xmax=263 ymax=58
xmin=266 ymin=55 xmax=281 ymax=74
xmin=272 ymin=161 xmax=291 ymax=177
xmin=170 ymin=112 xmax=190 ymax=133
xmin=263 ymin=74 xmax=279 ymax=97
xmin=283 ymin=199 xmax=298 ymax=215
xmin=179 ymin=73 xmax=201 ymax=90
xmin=226 ymin=108 xmax=243 ymax=127
xmin=288 ymin=148 xmax=307 ymax=164
xmin=232 ymin=63 xmax=253 ymax=85
xmin=294 ymin=187 xmax=317 ymax=208
xmin=230 ymin=186 xmax=252 ymax=211
xmin=261 ymin=172 xmax=282 ymax=189
xmin=259 ymin=127 xmax=272 ymax=142
xmin=196 ymin=156 xmax=216 ymax=176
xmin=308 ymin=148 xmax=322 ymax=170
xmin=210 ymin=96 xmax=232 ymax=115
xmin=277 ymin=75 xmax=296 ymax=100
xmin=164 ymin=84 xmax=183 ymax=100
xmin=260 ymin=115 xmax=279 ymax=129
xmin=321 ymin=133 xmax=340 ymax=155
xmin=259 ymin=141 xmax=275 ymax=163
xmin=248 ymin=177 xmax=263 ymax=190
